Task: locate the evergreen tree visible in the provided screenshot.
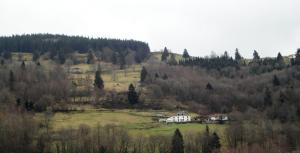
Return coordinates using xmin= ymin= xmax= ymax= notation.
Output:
xmin=202 ymin=125 xmax=211 ymax=153
xmin=0 ymin=59 xmax=4 ymax=65
xmin=87 ymin=50 xmax=94 ymax=64
xmin=140 ymin=66 xmax=148 ymax=82
xmin=264 ymin=87 xmax=272 ymax=108
xmin=112 ymin=52 xmax=118 ymax=65
xmin=182 ymin=49 xmax=190 ymax=58
xmin=276 ymin=52 xmax=285 ymax=69
xmin=169 ymin=53 xmax=178 ymax=65
xmin=119 ymin=52 xmax=126 ymax=69
xmin=155 ymin=73 xmax=159 ymax=79
xmin=223 ymin=51 xmax=229 ymax=59
xmin=21 ymin=61 xmax=26 ymax=70
xmin=210 ymin=132 xmax=221 ymax=151
xmin=235 ymin=48 xmax=242 ymax=61
xmin=162 ymin=74 xmax=168 ymax=80
xmin=58 ymin=51 xmax=66 ymax=64
xmin=295 ymin=48 xmax=300 ymax=65
xmin=253 ymin=50 xmax=260 ymax=60
xmin=94 ymin=70 xmax=104 ymax=90
xmin=273 ymin=75 xmax=280 ymax=86
xmin=206 ymin=83 xmax=213 ymax=90
xmin=128 ymin=84 xmax=138 ymax=105
xmin=9 ymin=70 xmax=15 ymax=91
xmin=171 ymin=129 xmax=184 ymax=153
xmin=161 ymin=47 xmax=169 ymax=61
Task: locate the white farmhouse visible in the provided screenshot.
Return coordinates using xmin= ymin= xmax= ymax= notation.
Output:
xmin=166 ymin=111 xmax=191 ymax=123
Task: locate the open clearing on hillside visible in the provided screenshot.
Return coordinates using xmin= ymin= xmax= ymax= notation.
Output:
xmin=36 ymin=109 xmax=226 ymax=136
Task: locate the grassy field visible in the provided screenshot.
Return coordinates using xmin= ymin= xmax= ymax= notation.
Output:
xmin=35 ymin=109 xmax=226 ymax=136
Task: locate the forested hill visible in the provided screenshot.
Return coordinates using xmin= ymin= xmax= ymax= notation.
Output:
xmin=0 ymin=34 xmax=150 ymax=63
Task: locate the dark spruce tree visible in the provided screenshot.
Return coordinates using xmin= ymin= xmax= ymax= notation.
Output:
xmin=87 ymin=50 xmax=94 ymax=64
xmin=253 ymin=50 xmax=260 ymax=60
xmin=161 ymin=47 xmax=169 ymax=61
xmin=21 ymin=61 xmax=26 ymax=70
xmin=171 ymin=129 xmax=184 ymax=153
xmin=210 ymin=132 xmax=221 ymax=151
xmin=235 ymin=48 xmax=242 ymax=61
xmin=140 ymin=66 xmax=148 ymax=82
xmin=182 ymin=48 xmax=190 ymax=58
xmin=111 ymin=52 xmax=118 ymax=65
xmin=273 ymin=75 xmax=280 ymax=86
xmin=295 ymin=48 xmax=300 ymax=65
xmin=94 ymin=70 xmax=104 ymax=90
xmin=119 ymin=52 xmax=126 ymax=69
xmin=263 ymin=87 xmax=272 ymax=109
xmin=206 ymin=83 xmax=213 ymax=90
xmin=128 ymin=84 xmax=138 ymax=105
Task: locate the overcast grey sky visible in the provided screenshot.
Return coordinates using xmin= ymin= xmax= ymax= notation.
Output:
xmin=0 ymin=0 xmax=300 ymax=58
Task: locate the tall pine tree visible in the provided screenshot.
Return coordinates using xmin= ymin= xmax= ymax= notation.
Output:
xmin=128 ymin=84 xmax=138 ymax=105
xmin=140 ymin=66 xmax=147 ymax=82
xmin=161 ymin=47 xmax=169 ymax=61
xmin=94 ymin=70 xmax=104 ymax=90
xmin=182 ymin=49 xmax=190 ymax=59
xmin=171 ymin=129 xmax=184 ymax=153
xmin=235 ymin=48 xmax=242 ymax=61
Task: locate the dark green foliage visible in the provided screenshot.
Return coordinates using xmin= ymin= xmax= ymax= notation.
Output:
xmin=3 ymin=51 xmax=11 ymax=59
xmin=171 ymin=129 xmax=184 ymax=153
xmin=206 ymin=83 xmax=213 ymax=90
xmin=1 ymin=59 xmax=4 ymax=65
xmin=182 ymin=49 xmax=190 ymax=58
xmin=21 ymin=61 xmax=26 ymax=70
xmin=112 ymin=52 xmax=118 ymax=64
xmin=179 ymin=55 xmax=238 ymax=70
xmin=119 ymin=52 xmax=126 ymax=69
xmin=235 ymin=48 xmax=242 ymax=61
xmin=161 ymin=47 xmax=169 ymax=61
xmin=295 ymin=48 xmax=300 ymax=65
xmin=58 ymin=50 xmax=66 ymax=64
xmin=263 ymin=87 xmax=272 ymax=108
xmin=94 ymin=70 xmax=104 ymax=90
xmin=210 ymin=132 xmax=221 ymax=151
xmin=273 ymin=75 xmax=280 ymax=86
xmin=253 ymin=50 xmax=260 ymax=60
xmin=0 ymin=34 xmax=150 ymax=63
xmin=87 ymin=50 xmax=94 ymax=64
xmin=140 ymin=66 xmax=147 ymax=82
xmin=162 ymin=74 xmax=168 ymax=80
xmin=99 ymin=145 xmax=107 ymax=153
xmin=202 ymin=125 xmax=211 ymax=153
xmin=128 ymin=84 xmax=138 ymax=105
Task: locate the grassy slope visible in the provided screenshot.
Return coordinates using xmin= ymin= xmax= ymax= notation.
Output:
xmin=35 ymin=109 xmax=225 ymax=136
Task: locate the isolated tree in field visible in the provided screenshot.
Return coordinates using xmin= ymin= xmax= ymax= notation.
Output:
xmin=9 ymin=70 xmax=15 ymax=91
xmin=273 ymin=75 xmax=280 ymax=86
xmin=128 ymin=84 xmax=138 ymax=105
xmin=295 ymin=48 xmax=300 ymax=65
xmin=235 ymin=48 xmax=242 ymax=61
xmin=171 ymin=128 xmax=184 ymax=153
xmin=161 ymin=47 xmax=169 ymax=61
xmin=140 ymin=66 xmax=148 ymax=82
xmin=182 ymin=49 xmax=190 ymax=58
xmin=94 ymin=70 xmax=104 ymax=90
xmin=210 ymin=132 xmax=221 ymax=151
xmin=58 ymin=51 xmax=66 ymax=64
xmin=111 ymin=52 xmax=118 ymax=64
xmin=253 ymin=50 xmax=260 ymax=60
xmin=169 ymin=53 xmax=178 ymax=65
